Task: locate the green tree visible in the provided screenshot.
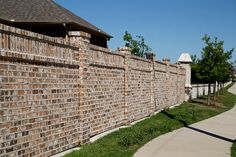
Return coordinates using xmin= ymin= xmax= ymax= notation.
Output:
xmin=191 ymin=55 xmax=204 ymax=84
xmin=217 ymin=62 xmax=232 ymax=94
xmin=123 ymin=31 xmax=151 ymax=58
xmin=196 ymin=34 xmax=233 ymax=104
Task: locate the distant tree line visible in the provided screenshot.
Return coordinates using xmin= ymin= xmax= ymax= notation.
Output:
xmin=191 ymin=34 xmax=235 ymax=105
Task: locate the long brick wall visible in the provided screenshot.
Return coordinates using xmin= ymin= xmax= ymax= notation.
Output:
xmin=0 ymin=24 xmax=186 ymax=157
xmin=0 ymin=24 xmax=81 ymax=156
xmin=88 ymin=45 xmax=125 ymax=136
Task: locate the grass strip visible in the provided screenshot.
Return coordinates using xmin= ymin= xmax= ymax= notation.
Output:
xmin=232 ymin=142 xmax=236 ymax=157
xmin=65 ymin=83 xmax=236 ymax=157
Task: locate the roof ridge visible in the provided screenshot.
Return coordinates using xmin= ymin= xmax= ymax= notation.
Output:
xmin=0 ymin=0 xmax=111 ymax=38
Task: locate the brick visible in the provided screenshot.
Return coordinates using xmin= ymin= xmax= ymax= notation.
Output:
xmin=0 ymin=23 xmax=187 ymax=157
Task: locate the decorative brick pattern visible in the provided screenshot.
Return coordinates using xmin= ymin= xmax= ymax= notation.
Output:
xmin=88 ymin=66 xmax=125 ymax=136
xmin=0 ymin=23 xmax=187 ymax=157
xmin=154 ymin=70 xmax=168 ymax=110
xmin=126 ymin=57 xmax=152 ymax=122
xmin=0 ymin=60 xmax=80 ymax=157
xmin=0 ymin=25 xmax=81 ymax=157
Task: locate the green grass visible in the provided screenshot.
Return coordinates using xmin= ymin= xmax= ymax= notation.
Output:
xmin=65 ymin=83 xmax=236 ymax=157
xmin=232 ymin=142 xmax=236 ymax=157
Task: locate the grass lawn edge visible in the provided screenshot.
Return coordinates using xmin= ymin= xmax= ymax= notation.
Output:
xmin=232 ymin=142 xmax=236 ymax=157
xmin=64 ymin=83 xmax=236 ymax=157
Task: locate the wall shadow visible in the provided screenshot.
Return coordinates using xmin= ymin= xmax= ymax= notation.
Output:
xmin=161 ymin=111 xmax=234 ymax=143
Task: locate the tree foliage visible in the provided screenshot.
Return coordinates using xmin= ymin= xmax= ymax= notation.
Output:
xmin=191 ymin=34 xmax=234 ymax=84
xmin=191 ymin=55 xmax=203 ymax=83
xmin=191 ymin=34 xmax=234 ymax=104
xmin=123 ymin=31 xmax=151 ymax=58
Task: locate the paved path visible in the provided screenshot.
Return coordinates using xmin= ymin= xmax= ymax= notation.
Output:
xmin=134 ymin=83 xmax=236 ymax=157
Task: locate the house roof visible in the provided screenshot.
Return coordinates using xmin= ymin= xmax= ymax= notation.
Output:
xmin=0 ymin=0 xmax=111 ymax=38
xmin=178 ymin=53 xmax=193 ymax=63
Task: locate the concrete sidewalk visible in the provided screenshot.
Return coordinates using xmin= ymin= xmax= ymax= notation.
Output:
xmin=134 ymin=83 xmax=236 ymax=157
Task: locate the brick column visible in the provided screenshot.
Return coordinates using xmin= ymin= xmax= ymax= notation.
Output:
xmin=68 ymin=31 xmax=91 ymax=144
xmin=163 ymin=58 xmax=170 ymax=107
xmin=179 ymin=62 xmax=192 ymax=101
xmin=146 ymin=52 xmax=156 ymax=114
xmin=118 ymin=47 xmax=131 ymax=125
xmin=178 ymin=53 xmax=193 ymax=101
xmin=177 ymin=65 xmax=180 ymax=104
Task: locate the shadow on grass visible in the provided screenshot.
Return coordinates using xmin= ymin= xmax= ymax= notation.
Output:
xmin=161 ymin=110 xmax=234 ymax=143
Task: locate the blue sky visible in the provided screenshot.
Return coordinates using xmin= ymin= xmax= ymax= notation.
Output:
xmin=55 ymin=0 xmax=236 ymax=63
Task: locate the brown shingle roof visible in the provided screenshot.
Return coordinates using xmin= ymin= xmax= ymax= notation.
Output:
xmin=0 ymin=0 xmax=111 ymax=38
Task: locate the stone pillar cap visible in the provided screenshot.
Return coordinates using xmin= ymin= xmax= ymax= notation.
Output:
xmin=178 ymin=53 xmax=192 ymax=63
xmin=117 ymin=47 xmax=131 ymax=55
xmin=185 ymin=84 xmax=192 ymax=88
xmin=162 ymin=58 xmax=170 ymax=64
xmin=118 ymin=47 xmax=131 ymax=51
xmin=68 ymin=31 xmax=91 ymax=38
xmin=145 ymin=52 xmax=156 ymax=60
xmin=162 ymin=58 xmax=170 ymax=61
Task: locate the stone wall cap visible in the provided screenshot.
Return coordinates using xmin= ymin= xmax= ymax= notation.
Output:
xmin=178 ymin=53 xmax=192 ymax=63
xmin=118 ymin=47 xmax=131 ymax=52
xmin=185 ymin=84 xmax=192 ymax=88
xmin=68 ymin=31 xmax=91 ymax=38
xmin=117 ymin=47 xmax=131 ymax=55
